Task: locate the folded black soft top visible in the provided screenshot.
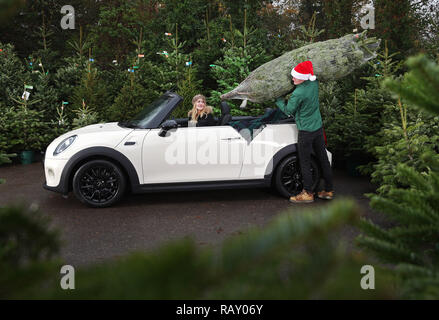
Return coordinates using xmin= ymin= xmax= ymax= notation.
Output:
xmin=228 ymin=108 xmax=289 ymax=141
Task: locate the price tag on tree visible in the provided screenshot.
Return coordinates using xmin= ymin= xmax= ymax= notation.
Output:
xmin=22 ymin=91 xmax=30 ymax=100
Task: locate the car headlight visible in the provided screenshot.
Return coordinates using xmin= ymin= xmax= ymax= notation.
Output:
xmin=53 ymin=135 xmax=77 ymax=156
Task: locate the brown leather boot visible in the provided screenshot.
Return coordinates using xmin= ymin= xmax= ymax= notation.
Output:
xmin=317 ymin=190 xmax=334 ymax=200
xmin=289 ymin=190 xmax=314 ymax=203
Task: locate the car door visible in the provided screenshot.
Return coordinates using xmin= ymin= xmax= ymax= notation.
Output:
xmin=142 ymin=125 xmax=246 ymax=184
xmin=239 ymin=123 xmax=297 ymax=179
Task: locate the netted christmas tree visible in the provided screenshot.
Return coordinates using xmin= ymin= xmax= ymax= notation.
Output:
xmin=357 ymin=54 xmax=439 ymax=299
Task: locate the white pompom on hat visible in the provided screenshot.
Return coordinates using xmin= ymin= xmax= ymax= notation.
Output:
xmin=291 ymin=60 xmax=317 ymax=81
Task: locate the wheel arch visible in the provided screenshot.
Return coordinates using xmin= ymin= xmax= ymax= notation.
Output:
xmin=59 ymin=147 xmax=140 ymax=194
xmin=264 ymin=144 xmax=298 ymax=183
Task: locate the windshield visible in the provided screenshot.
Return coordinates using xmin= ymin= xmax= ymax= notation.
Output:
xmin=121 ymin=95 xmax=173 ymax=129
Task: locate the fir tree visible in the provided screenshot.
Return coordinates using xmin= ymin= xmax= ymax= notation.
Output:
xmin=357 ymin=54 xmax=439 ymax=299
xmin=324 ymin=42 xmax=400 ymax=165
xmin=210 ymin=37 xmax=271 ymax=116
xmin=71 ymin=54 xmax=107 ymax=121
xmin=0 ymin=42 xmax=30 ymax=107
xmin=362 ymin=53 xmax=439 ymax=192
xmin=383 ymin=55 xmax=439 ymax=116
xmin=174 ymin=64 xmax=202 ymax=119
xmin=136 ymin=60 xmax=172 ymax=101
xmin=107 ymin=82 xmax=153 ymax=122
xmin=0 ymin=105 xmax=50 ymax=153
xmin=54 ymin=56 xmax=88 ymax=104
xmin=31 ymin=72 xmax=59 ymax=118
xmin=71 ymin=99 xmax=98 ymax=129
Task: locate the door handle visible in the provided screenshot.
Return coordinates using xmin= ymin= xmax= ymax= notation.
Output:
xmin=221 ymin=137 xmax=241 ymax=141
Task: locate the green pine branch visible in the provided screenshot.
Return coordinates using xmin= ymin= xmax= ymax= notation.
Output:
xmin=356 ymin=235 xmax=421 ymax=265
xmin=383 ymin=55 xmax=439 ymax=115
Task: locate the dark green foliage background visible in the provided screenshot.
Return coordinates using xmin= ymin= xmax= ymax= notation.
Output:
xmin=0 ymin=0 xmax=433 ymax=153
xmin=0 ymin=0 xmax=436 ymax=156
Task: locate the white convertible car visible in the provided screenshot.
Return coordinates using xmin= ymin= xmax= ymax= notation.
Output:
xmin=43 ymin=91 xmax=332 ymax=207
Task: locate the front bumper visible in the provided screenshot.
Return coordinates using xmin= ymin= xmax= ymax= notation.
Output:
xmin=43 ymin=182 xmax=67 ymax=194
xmin=43 ymin=157 xmax=69 ymax=194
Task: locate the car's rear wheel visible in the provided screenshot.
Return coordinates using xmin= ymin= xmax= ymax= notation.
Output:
xmin=72 ymin=160 xmax=126 ymax=208
xmin=274 ymin=154 xmax=320 ymax=198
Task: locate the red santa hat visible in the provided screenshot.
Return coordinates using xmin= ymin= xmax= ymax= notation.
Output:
xmin=291 ymin=60 xmax=317 ymax=81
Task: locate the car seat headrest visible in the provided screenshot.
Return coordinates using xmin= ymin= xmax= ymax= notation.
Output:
xmin=220 ymin=101 xmax=230 ymax=115
xmin=264 ymin=108 xmax=273 ymax=116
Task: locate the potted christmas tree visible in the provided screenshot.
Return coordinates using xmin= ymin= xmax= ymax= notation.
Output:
xmin=9 ymin=84 xmax=46 ymax=164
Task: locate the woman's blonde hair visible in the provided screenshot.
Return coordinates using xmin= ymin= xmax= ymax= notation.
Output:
xmin=188 ymin=94 xmax=213 ymax=121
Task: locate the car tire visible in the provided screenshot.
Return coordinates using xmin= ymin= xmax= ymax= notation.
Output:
xmin=72 ymin=159 xmax=126 ymax=208
xmin=274 ymin=154 xmax=321 ymax=198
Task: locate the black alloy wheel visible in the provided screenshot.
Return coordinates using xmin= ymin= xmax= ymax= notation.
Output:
xmin=72 ymin=160 xmax=126 ymax=207
xmin=274 ymin=155 xmax=320 ymax=198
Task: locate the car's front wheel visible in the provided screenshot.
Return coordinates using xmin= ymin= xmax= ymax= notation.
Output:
xmin=72 ymin=159 xmax=126 ymax=208
xmin=274 ymin=154 xmax=320 ymax=198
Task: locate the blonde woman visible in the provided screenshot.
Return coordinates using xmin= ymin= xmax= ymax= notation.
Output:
xmin=188 ymin=94 xmax=216 ymax=127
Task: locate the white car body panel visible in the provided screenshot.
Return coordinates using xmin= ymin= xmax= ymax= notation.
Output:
xmin=45 ymin=122 xmax=133 ymax=187
xmin=240 ymin=123 xmax=298 ymax=179
xmin=44 ymin=158 xmax=69 ymax=187
xmin=115 ymin=129 xmax=149 ymax=184
xmin=141 ymin=126 xmax=247 ymax=183
xmin=242 ymin=123 xmax=332 ymax=179
xmin=42 ymin=92 xmax=333 ymax=206
xmin=45 ymin=122 xmax=133 ymax=160
xmin=44 ymin=122 xmax=333 ymax=188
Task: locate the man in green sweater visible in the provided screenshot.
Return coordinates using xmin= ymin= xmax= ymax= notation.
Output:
xmin=276 ymin=60 xmax=334 ymax=203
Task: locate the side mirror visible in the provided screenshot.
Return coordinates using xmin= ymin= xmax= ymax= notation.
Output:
xmin=158 ymin=119 xmax=178 ymax=137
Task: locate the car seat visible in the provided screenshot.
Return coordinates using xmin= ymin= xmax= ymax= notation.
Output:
xmin=218 ymin=101 xmax=233 ymax=125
